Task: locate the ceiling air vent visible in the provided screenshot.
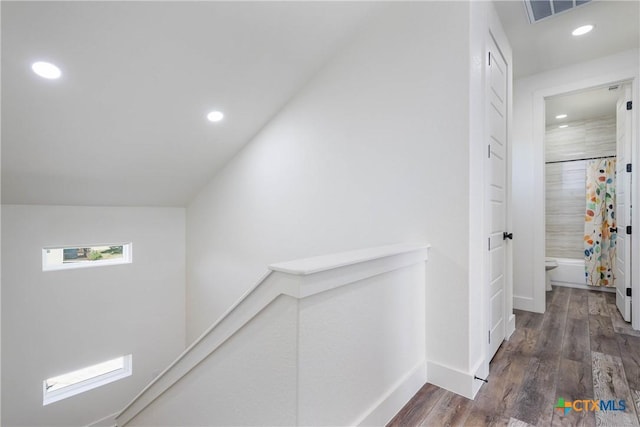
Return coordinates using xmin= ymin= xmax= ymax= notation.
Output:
xmin=524 ymin=0 xmax=591 ymax=23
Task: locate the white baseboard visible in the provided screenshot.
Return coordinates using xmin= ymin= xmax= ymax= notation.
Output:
xmin=426 ymin=360 xmax=476 ymax=399
xmin=470 ymin=358 xmax=487 ymax=397
xmin=86 ymin=412 xmax=118 ymax=427
xmin=514 ymin=295 xmax=536 ymax=312
xmin=355 ymin=360 xmax=427 ymax=426
xmin=551 ymin=281 xmax=615 ymax=293
xmin=506 ymin=313 xmax=516 ymax=339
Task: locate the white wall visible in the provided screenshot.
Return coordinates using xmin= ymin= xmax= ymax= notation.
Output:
xmin=512 ymin=49 xmax=640 ymax=312
xmin=1 ymin=5 xmax=4 ymax=420
xmin=1 ymin=205 xmax=186 ymax=427
xmin=187 ymin=1 xmax=477 ymax=383
xmin=127 ymin=295 xmax=299 ymax=427
xmin=121 ymin=245 xmax=427 ymax=426
xmin=297 ymin=263 xmax=426 ymax=425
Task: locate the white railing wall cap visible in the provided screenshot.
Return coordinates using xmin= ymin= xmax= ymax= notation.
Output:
xmin=269 ymin=243 xmax=430 ymax=276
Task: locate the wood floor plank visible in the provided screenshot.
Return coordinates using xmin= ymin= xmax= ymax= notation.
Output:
xmin=588 ymin=292 xmax=609 ymax=317
xmin=472 ymin=353 xmax=529 ymax=421
xmin=534 ymin=317 xmax=566 ymax=359
xmin=386 ymin=383 xmax=445 ymax=427
xmin=534 ymin=288 xmax=569 ymax=359
xmin=418 ymin=391 xmax=473 ymax=426
xmin=604 ymin=291 xmax=616 ymax=305
xmin=551 ymin=406 xmax=596 ymax=427
xmin=568 ymin=288 xmax=590 ymax=320
xmin=617 ymin=334 xmax=640 ymax=391
xmin=608 ymin=303 xmax=640 ymax=337
xmin=511 ymin=356 xmax=560 ymax=425
xmin=563 ymin=317 xmax=591 ymax=362
xmin=557 ymin=358 xmax=594 ymax=399
xmin=591 ymin=351 xmax=639 ymax=427
xmin=589 ymin=314 xmax=620 ymax=356
xmin=514 ymin=309 xmax=544 ymax=330
xmin=503 ymin=327 xmax=540 ymax=357
xmin=552 ymin=285 xmax=572 ymax=305
xmin=462 ymin=410 xmax=511 ymax=427
xmin=633 ymin=390 xmax=640 ymax=422
xmin=536 ymin=401 xmax=555 ymax=427
xmin=507 ymin=417 xmax=535 ymax=427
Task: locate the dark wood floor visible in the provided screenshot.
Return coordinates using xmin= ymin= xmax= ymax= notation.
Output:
xmin=388 ymin=286 xmax=640 ymax=426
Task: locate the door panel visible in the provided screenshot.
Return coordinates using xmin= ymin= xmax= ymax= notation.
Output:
xmin=490 ymin=288 xmax=504 ymax=346
xmin=615 ymin=85 xmax=632 ymax=321
xmin=489 ymin=105 xmax=506 ymax=144
xmin=491 ymin=246 xmax=505 ymax=282
xmin=489 ymin=54 xmax=506 ymax=106
xmin=491 ymin=203 xmax=505 ymax=233
xmin=490 ymin=155 xmax=506 ymax=188
xmin=487 ymin=38 xmax=508 ymax=360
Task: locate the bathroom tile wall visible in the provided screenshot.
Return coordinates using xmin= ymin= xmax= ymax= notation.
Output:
xmin=545 ymin=115 xmax=616 ymax=259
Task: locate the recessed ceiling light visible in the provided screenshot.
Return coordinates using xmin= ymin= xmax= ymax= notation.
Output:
xmin=207 ymin=111 xmax=224 ymax=122
xmin=31 ymin=61 xmax=62 ymax=79
xmin=572 ymin=25 xmax=594 ymax=36
xmin=555 ymin=114 xmax=567 ymax=119
xmin=559 ymin=125 xmax=569 ymax=129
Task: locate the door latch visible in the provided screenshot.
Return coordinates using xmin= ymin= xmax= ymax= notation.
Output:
xmin=503 ymin=232 xmax=513 ymax=240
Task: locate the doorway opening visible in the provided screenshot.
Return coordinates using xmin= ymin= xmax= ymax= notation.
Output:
xmin=543 ymin=81 xmax=634 ymax=323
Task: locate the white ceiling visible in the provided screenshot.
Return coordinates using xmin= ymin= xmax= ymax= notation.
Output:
xmin=3 ymin=1 xmax=638 ymax=207
xmin=1 ymin=1 xmax=379 ymax=206
xmin=493 ymin=0 xmax=640 ymax=78
xmin=545 ymin=84 xmax=622 ymax=126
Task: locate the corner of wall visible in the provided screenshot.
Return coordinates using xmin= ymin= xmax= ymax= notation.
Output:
xmin=354 ymin=360 xmax=427 ymax=426
xmin=86 ymin=412 xmax=118 ymax=427
xmin=426 ymin=360 xmax=478 ymax=400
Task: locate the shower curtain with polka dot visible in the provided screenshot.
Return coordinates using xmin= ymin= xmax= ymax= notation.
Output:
xmin=584 ymin=158 xmax=617 ymax=287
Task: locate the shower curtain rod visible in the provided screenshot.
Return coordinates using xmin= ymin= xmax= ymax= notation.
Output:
xmin=545 ymin=155 xmax=616 ymax=165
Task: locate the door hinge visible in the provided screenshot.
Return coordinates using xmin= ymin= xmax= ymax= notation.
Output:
xmin=488 ymin=52 xmax=491 ymax=66
xmin=488 ymin=330 xmax=491 ymax=344
xmin=627 ymin=288 xmax=632 ymax=297
xmin=488 ymin=237 xmax=491 ymax=251
xmin=627 ymin=225 xmax=632 ymax=235
xmin=627 ymin=163 xmax=632 ymax=173
xmin=488 ymin=144 xmax=491 ymax=158
xmin=627 ymin=101 xmax=633 ymax=110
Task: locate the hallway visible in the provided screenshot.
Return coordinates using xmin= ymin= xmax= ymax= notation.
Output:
xmin=389 ymin=287 xmax=640 ymax=426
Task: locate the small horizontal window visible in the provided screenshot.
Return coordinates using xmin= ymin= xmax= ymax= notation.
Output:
xmin=43 ymin=354 xmax=132 ymax=405
xmin=42 ymin=243 xmax=132 ymax=271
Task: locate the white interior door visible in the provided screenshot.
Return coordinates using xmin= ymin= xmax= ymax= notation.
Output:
xmin=487 ymin=38 xmax=507 ymax=360
xmin=615 ymin=84 xmax=632 ymax=322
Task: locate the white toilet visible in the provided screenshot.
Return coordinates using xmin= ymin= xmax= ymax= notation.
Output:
xmin=545 ymin=257 xmax=558 ymax=291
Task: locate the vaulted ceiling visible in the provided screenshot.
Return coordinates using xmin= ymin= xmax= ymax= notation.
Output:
xmin=3 ymin=1 xmax=638 ymax=207
xmin=1 ymin=2 xmax=378 ymax=206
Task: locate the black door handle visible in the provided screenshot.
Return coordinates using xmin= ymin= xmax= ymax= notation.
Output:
xmin=503 ymin=232 xmax=513 ymax=240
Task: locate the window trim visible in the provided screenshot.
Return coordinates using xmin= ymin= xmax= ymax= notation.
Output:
xmin=43 ymin=354 xmax=133 ymax=405
xmin=42 ymin=243 xmax=133 ymax=272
